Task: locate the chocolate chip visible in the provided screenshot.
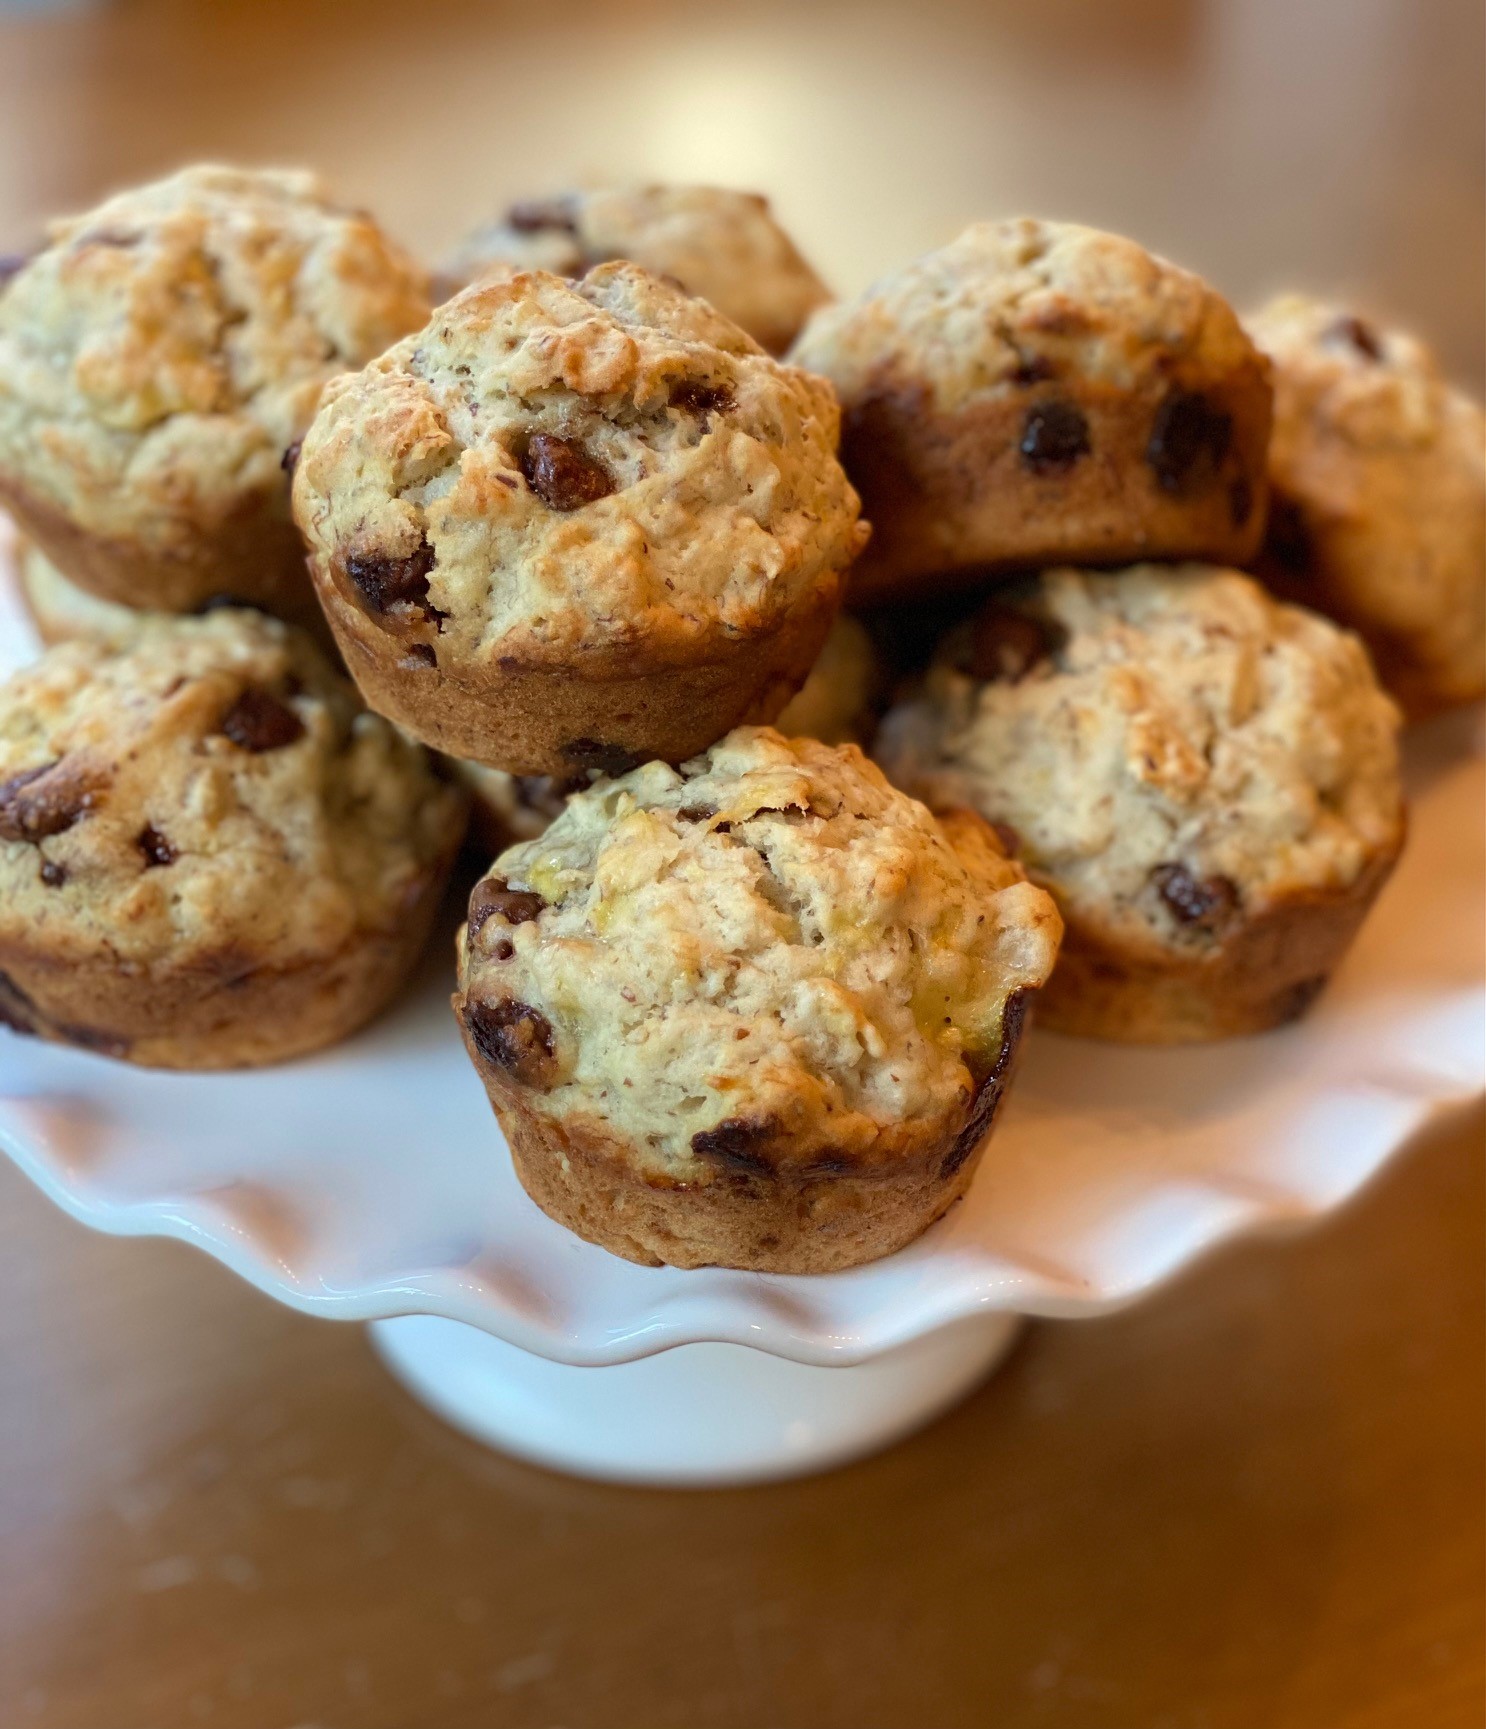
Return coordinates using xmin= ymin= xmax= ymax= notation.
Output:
xmin=1010 ymin=354 xmax=1055 ymax=385
xmin=942 ymin=987 xmax=1034 ymax=1177
xmin=560 ymin=739 xmax=642 ymax=777
xmin=521 ymin=434 xmax=614 ymax=512
xmin=1151 ymin=862 xmax=1240 ymax=931
xmin=345 ymin=537 xmax=437 ymax=613
xmin=505 ymin=197 xmax=579 ymax=235
xmin=1147 ymin=390 xmax=1233 ymax=493
xmin=0 ymin=761 xmax=96 ymax=842
xmin=1229 ymin=475 xmax=1254 ymax=528
xmin=281 ymin=440 xmax=302 ymax=476
xmin=0 ymin=970 xmax=38 ymax=1035
xmin=1019 ymin=399 xmax=1090 ymax=471
xmin=691 ymin=1116 xmax=778 ymax=1177
xmin=468 ymin=876 xmax=546 ymax=938
xmin=136 ymin=824 xmax=177 ymax=868
xmin=39 ymin=859 xmax=66 ymax=887
xmin=220 ymin=689 xmax=305 ymax=753
xmin=1328 ymin=316 xmax=1383 ymax=361
xmin=463 ymin=998 xmax=556 ymax=1088
xmin=1266 ymin=495 xmax=1314 ymax=575
xmin=669 ymin=380 xmax=735 ymax=418
xmin=964 ymin=606 xmax=1062 ymax=684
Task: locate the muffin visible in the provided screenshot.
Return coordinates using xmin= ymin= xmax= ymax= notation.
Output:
xmin=451 ymin=613 xmax=884 ymax=856
xmin=876 ymin=566 xmax=1404 ymax=1043
xmin=1246 ymin=294 xmax=1485 ymax=717
xmin=0 ymin=610 xmax=466 ymax=1068
xmin=791 ymin=219 xmax=1272 ymax=603
xmin=439 ymin=183 xmax=831 ymax=355
xmin=293 ymin=262 xmax=868 ymax=776
xmin=15 ymin=537 xmax=146 ymax=647
xmin=453 ymin=727 xmax=1062 ymax=1272
xmin=0 ymin=166 xmax=430 ymax=624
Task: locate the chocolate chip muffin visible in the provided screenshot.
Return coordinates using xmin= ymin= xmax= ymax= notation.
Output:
xmin=453 ymin=727 xmax=1061 ymax=1271
xmin=15 ymin=537 xmax=146 ymax=648
xmin=439 ymin=183 xmax=831 ymax=355
xmin=791 ymin=219 xmax=1272 ymax=604
xmin=0 ymin=166 xmax=430 ymax=624
xmin=0 ymin=610 xmax=466 ymax=1068
xmin=293 ymin=262 xmax=868 ymax=776
xmin=1246 ymin=294 xmax=1485 ymax=718
xmin=876 ymin=566 xmax=1403 ymax=1043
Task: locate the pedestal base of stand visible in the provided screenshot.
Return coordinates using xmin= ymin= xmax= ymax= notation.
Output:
xmin=370 ymin=1313 xmax=1024 ymax=1486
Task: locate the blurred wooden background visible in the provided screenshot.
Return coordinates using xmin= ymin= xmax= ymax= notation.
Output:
xmin=0 ymin=2 xmax=1482 ymax=1727
xmin=0 ymin=0 xmax=1482 ymax=382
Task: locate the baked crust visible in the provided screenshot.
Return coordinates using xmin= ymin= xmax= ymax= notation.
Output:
xmin=448 ymin=733 xmax=1061 ymax=1271
xmin=0 ymin=611 xmax=467 ymax=1069
xmin=293 ymin=263 xmax=866 ymax=773
xmin=0 ymin=166 xmax=429 ymax=623
xmin=440 ymin=183 xmax=831 ymax=356
xmin=1245 ymin=294 xmax=1486 ymax=719
xmin=457 ymin=981 xmax=1035 ymax=1272
xmin=874 ymin=565 xmax=1405 ymax=1044
xmin=2 ymin=473 xmax=327 ymax=634
xmin=0 ymin=865 xmax=450 ymax=1069
xmin=318 ymin=556 xmax=842 ymax=773
xmin=839 ymin=368 xmax=1271 ymax=604
xmin=793 ymin=218 xmax=1273 ymax=604
xmin=1038 ymin=842 xmax=1402 ymax=1043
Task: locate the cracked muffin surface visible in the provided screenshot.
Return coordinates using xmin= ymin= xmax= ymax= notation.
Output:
xmin=292 ymin=262 xmax=867 ymax=772
xmin=1247 ymin=293 xmax=1486 ymax=717
xmin=791 ymin=218 xmax=1271 ymax=600
xmin=440 ymin=183 xmax=830 ymax=354
xmin=875 ymin=566 xmax=1403 ymax=1040
xmin=0 ymin=165 xmax=430 ymax=617
xmin=453 ymin=727 xmax=1060 ymax=1270
xmin=0 ymin=609 xmax=466 ymax=1066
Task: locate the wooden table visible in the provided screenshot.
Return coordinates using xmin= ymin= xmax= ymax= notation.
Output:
xmin=0 ymin=3 xmax=1481 ymax=1725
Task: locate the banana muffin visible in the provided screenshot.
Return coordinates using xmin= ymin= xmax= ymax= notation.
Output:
xmin=439 ymin=183 xmax=831 ymax=355
xmin=876 ymin=566 xmax=1403 ymax=1042
xmin=293 ymin=262 xmax=868 ymax=775
xmin=791 ymin=219 xmax=1272 ymax=603
xmin=0 ymin=166 xmax=429 ymax=623
xmin=453 ymin=727 xmax=1061 ymax=1272
xmin=16 ymin=537 xmax=146 ymax=647
xmin=1247 ymin=294 xmax=1485 ymax=717
xmin=0 ymin=610 xmax=466 ymax=1068
xmin=452 ymin=613 xmax=884 ymax=856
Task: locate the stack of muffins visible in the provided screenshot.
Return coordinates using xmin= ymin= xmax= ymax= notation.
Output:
xmin=1 ymin=168 xmax=1480 ymax=1273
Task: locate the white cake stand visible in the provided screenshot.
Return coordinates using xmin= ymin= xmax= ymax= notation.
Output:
xmin=1 ymin=542 xmax=1482 ymax=1484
